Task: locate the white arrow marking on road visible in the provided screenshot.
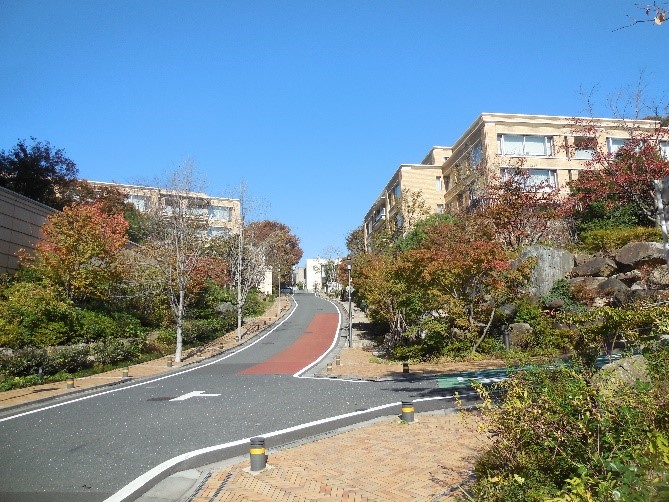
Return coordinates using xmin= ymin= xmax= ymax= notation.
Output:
xmin=170 ymin=390 xmax=221 ymax=401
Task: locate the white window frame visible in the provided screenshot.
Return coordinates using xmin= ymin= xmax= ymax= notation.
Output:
xmin=501 ymin=167 xmax=558 ymax=191
xmin=572 ymin=136 xmax=596 ymax=160
xmin=435 ymin=176 xmax=442 ymax=191
xmin=607 ymin=137 xmax=628 ymax=154
xmin=497 ymin=134 xmax=553 ymax=157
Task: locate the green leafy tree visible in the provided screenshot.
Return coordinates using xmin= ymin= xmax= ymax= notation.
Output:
xmin=0 ymin=138 xmax=78 ymax=209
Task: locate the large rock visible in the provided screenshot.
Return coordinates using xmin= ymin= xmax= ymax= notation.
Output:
xmin=596 ymin=277 xmax=629 ymax=296
xmin=615 ymin=241 xmax=666 ymax=269
xmin=569 ymin=276 xmax=607 ymax=292
xmin=592 ymin=355 xmax=650 ymax=396
xmin=508 ymin=322 xmax=533 ymax=348
xmin=571 ymin=256 xmax=618 ymax=278
xmin=520 ymin=245 xmax=574 ymax=297
xmin=649 ymin=265 xmax=669 ymax=288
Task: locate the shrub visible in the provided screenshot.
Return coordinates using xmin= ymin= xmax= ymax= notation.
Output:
xmin=513 ymin=302 xmax=570 ymax=352
xmin=574 ymin=201 xmax=646 ymax=234
xmin=91 ymin=338 xmax=144 ymax=366
xmin=43 ymin=345 xmax=92 ymax=374
xmin=243 ymin=288 xmax=266 ymax=317
xmin=466 ymin=359 xmax=669 ymax=501
xmin=577 ymin=226 xmax=662 ymax=253
xmin=72 ymin=309 xmax=119 ymax=342
xmin=541 ymin=278 xmax=584 ymax=313
xmin=0 ymin=348 xmax=48 ymax=377
xmin=0 ymin=282 xmax=77 ymax=347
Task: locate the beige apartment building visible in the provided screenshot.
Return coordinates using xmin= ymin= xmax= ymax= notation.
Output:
xmin=363 ymin=113 xmax=663 ymax=249
xmin=87 ymin=181 xmax=241 ymax=237
xmin=363 ymin=147 xmax=451 ymax=251
xmin=442 ymin=112 xmax=662 ymax=212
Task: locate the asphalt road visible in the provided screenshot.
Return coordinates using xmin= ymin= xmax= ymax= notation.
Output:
xmin=0 ymin=293 xmax=462 ymax=502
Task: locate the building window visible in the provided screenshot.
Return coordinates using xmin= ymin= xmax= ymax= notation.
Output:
xmin=208 ymin=227 xmax=230 ymax=237
xmin=607 ymin=137 xmax=627 ymax=154
xmin=390 ymin=184 xmax=400 ymax=207
xmin=498 ymin=134 xmax=553 ymax=157
xmin=393 ymin=184 xmax=401 ymax=201
xmin=128 ymin=194 xmax=150 ymax=212
xmin=436 ymin=204 xmax=444 ymax=213
xmin=502 ymin=168 xmax=557 ymax=190
xmin=660 ymin=141 xmax=669 ymax=158
xmin=374 ymin=207 xmax=386 ymax=222
xmin=470 ymin=142 xmax=483 ymax=165
xmin=189 ymin=198 xmax=209 ymax=217
xmin=573 ymin=136 xmax=596 ymax=159
xmin=444 ymin=174 xmax=451 ymax=192
xmin=435 ymin=176 xmax=442 ymax=191
xmin=209 ymin=205 xmax=232 ymax=221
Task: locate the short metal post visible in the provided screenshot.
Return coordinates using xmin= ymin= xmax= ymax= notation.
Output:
xmin=326 ymin=363 xmax=332 ymax=374
xmin=403 ymin=362 xmax=409 ymax=374
xmin=401 ymin=401 xmax=415 ymax=423
xmin=167 ymin=357 xmax=173 ymax=367
xmin=249 ymin=437 xmax=267 ymax=471
xmin=122 ymin=367 xmax=129 ymax=378
xmin=335 ymin=355 xmax=341 ymax=366
xmin=66 ymin=377 xmax=74 ymax=389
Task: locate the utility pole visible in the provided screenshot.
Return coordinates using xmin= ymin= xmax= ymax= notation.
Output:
xmin=347 ymin=263 xmax=352 ymax=348
xmin=277 ymin=266 xmax=281 ymax=318
xmin=237 ymin=184 xmax=243 ymax=341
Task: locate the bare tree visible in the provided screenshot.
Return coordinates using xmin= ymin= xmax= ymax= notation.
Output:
xmin=142 ymin=161 xmax=210 ymax=362
xmin=218 ymin=182 xmax=271 ymax=340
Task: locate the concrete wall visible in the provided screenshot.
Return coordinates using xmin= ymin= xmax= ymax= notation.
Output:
xmin=0 ymin=186 xmax=54 ymax=275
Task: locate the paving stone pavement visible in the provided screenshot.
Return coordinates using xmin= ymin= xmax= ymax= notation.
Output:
xmin=183 ymin=411 xmax=487 ymax=502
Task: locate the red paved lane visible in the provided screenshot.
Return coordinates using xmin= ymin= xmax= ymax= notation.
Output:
xmin=238 ymin=313 xmax=339 ymax=375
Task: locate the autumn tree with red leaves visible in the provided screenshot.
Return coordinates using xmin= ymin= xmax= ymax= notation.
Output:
xmin=566 ymin=123 xmax=669 ymax=226
xmin=245 ymin=220 xmax=303 ymax=284
xmin=352 ymin=216 xmax=532 ymax=355
xmin=476 ymin=169 xmax=565 ymax=250
xmin=30 ymin=202 xmax=129 ymax=302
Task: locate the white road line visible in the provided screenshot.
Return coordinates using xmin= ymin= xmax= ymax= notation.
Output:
xmin=104 ymin=393 xmax=472 ymax=502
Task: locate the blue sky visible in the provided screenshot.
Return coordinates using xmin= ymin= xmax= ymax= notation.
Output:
xmin=2 ymin=1 xmax=668 ymax=265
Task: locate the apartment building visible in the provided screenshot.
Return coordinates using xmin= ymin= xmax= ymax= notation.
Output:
xmin=363 ymin=147 xmax=451 ymax=251
xmin=442 ymin=113 xmax=661 ymax=212
xmin=86 ymin=181 xmax=241 ymax=237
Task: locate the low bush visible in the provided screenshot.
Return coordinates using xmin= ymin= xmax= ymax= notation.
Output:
xmin=577 ymin=226 xmax=662 ymax=253
xmin=43 ymin=345 xmax=92 ymax=374
xmin=91 ymin=338 xmax=144 ymax=366
xmin=465 ymin=347 xmax=669 ymax=501
xmin=0 ymin=348 xmax=48 ymax=377
xmin=73 ymin=309 xmax=120 ymax=342
xmin=513 ymin=302 xmax=571 ymax=352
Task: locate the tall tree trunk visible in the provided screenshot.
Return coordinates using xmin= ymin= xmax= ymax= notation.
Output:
xmin=174 ymin=289 xmax=185 ymax=362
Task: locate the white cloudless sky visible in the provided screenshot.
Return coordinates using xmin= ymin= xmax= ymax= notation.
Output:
xmin=2 ymin=0 xmax=668 ymax=264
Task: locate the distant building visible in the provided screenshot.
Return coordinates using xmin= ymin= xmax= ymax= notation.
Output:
xmin=363 ymin=147 xmax=451 ymax=251
xmin=305 ymin=257 xmax=342 ymax=294
xmin=86 ymin=181 xmax=241 ymax=237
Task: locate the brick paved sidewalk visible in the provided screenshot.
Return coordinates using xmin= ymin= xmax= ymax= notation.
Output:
xmin=187 ymin=411 xmax=487 ymax=502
